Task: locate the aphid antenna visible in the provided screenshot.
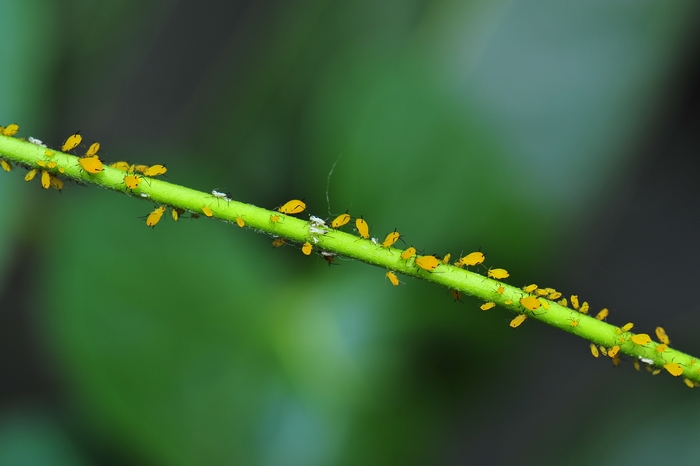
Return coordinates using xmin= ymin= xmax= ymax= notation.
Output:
xmin=325 ymin=153 xmax=342 ymax=217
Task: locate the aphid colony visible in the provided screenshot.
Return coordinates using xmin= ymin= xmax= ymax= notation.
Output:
xmin=2 ymin=125 xmax=694 ymax=388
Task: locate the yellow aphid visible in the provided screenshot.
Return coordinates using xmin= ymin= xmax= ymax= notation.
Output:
xmin=655 ymin=344 xmax=668 ymax=353
xmin=655 ymin=326 xmax=670 ymax=345
xmin=24 ymin=169 xmax=37 ymax=181
xmin=49 ymin=175 xmax=63 ymax=191
xmin=497 ymin=286 xmax=505 ymax=295
xmin=558 ymin=298 xmax=568 ymax=307
xmin=522 ymin=284 xmax=538 ymax=293
xmin=143 ymin=164 xmax=167 ymax=177
xmin=548 ymin=291 xmax=562 ymax=300
xmin=480 ymin=302 xmax=496 ymax=311
xmin=652 ymin=368 xmax=661 ymax=375
xmin=540 ymin=299 xmax=550 ymax=310
xmin=460 ymin=251 xmax=485 ymax=267
xmin=684 ymin=378 xmax=694 ymax=388
xmin=386 ymin=271 xmax=399 ymax=286
xmin=171 ymin=208 xmax=183 ymax=221
xmin=201 ymin=206 xmax=213 ymax=217
xmin=355 ymin=217 xmax=370 ymax=239
xmin=442 ymin=253 xmax=451 ymax=265
xmin=570 ymin=295 xmax=579 ymax=310
xmin=134 ymin=165 xmax=149 ymax=174
xmin=382 ymin=230 xmax=401 ymax=248
xmin=450 ymin=290 xmax=462 ymax=301
xmin=111 ymin=161 xmax=131 ymax=171
xmin=331 ymin=212 xmax=350 ymax=228
xmin=535 ymin=288 xmax=549 ymax=296
xmin=569 ymin=318 xmax=580 ymax=327
xmin=487 ymin=268 xmax=509 ymax=279
xmin=302 ymin=242 xmax=313 ymax=256
xmin=510 ymin=314 xmax=527 ymax=328
xmin=401 ymin=247 xmax=416 ymax=260
xmin=590 ymin=344 xmax=599 ymax=358
xmin=631 ymin=334 xmax=651 ymax=345
xmin=86 ymin=142 xmax=100 ymax=157
xmin=278 ymin=199 xmax=306 ymax=215
xmin=595 ymin=308 xmax=609 ymax=321
xmin=44 ymin=150 xmax=54 ymax=157
xmin=58 ymin=167 xmax=65 ymax=173
xmin=504 ymin=299 xmax=513 ymax=305
xmin=146 ymin=206 xmax=166 ymax=227
xmin=61 ymin=132 xmax=82 ymax=151
xmin=271 ymin=238 xmax=285 ymax=248
xmin=41 ymin=170 xmax=50 ymax=189
xmin=124 ymin=175 xmax=141 ymax=190
xmin=47 ymin=161 xmax=57 ymax=169
xmin=36 ymin=160 xmax=47 ymax=167
xmin=2 ymin=123 xmax=19 ymax=136
xmin=634 ymin=360 xmax=641 ymax=371
xmin=0 ymin=160 xmax=10 ymax=172
xmin=79 ymin=156 xmax=103 ymax=174
xmin=416 ymin=255 xmax=441 ymax=272
xmin=270 ymin=214 xmax=281 ymax=223
xmin=612 ymin=355 xmax=621 ymax=367
xmin=236 ymin=217 xmax=245 ymax=228
xmin=621 ymin=322 xmax=634 ymax=332
xmin=520 ymin=296 xmax=541 ymax=311
xmin=599 ymin=346 xmax=608 ymax=357
xmin=579 ymin=302 xmax=589 ymax=315
xmin=664 ymin=363 xmax=683 ymax=377
xmin=608 ymin=346 xmax=620 ymax=358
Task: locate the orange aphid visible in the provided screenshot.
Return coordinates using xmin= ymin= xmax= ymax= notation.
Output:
xmin=631 ymin=334 xmax=651 ymax=345
xmin=61 ymin=132 xmax=82 ymax=151
xmin=277 ymin=199 xmax=305 ymax=214
xmin=415 ymin=255 xmax=440 ymax=272
xmin=487 ymin=268 xmax=509 ymax=279
xmin=664 ymin=363 xmax=683 ymax=377
xmin=271 ymin=238 xmax=286 ymax=248
xmin=202 ymin=206 xmax=213 ymax=217
xmin=355 ymin=217 xmax=370 ymax=239
xmin=442 ymin=253 xmax=451 ymax=265
xmin=480 ymin=302 xmax=496 ymax=311
xmin=302 ymin=242 xmax=313 ymax=256
xmin=386 ymin=271 xmax=399 ymax=286
xmin=400 ymin=247 xmax=417 ymax=260
xmin=459 ymin=251 xmax=485 ymax=267
xmin=608 ymin=346 xmax=620 ymax=358
xmin=41 ymin=170 xmax=50 ymax=189
xmin=590 ymin=344 xmax=599 ymax=358
xmin=382 ymin=230 xmax=401 ymax=248
xmin=143 ymin=164 xmax=167 ymax=177
xmin=595 ymin=308 xmax=609 ymax=321
xmin=510 ymin=314 xmax=527 ymax=328
xmin=520 ymin=296 xmax=541 ymax=311
xmin=331 ymin=212 xmax=350 ymax=228
xmin=146 ymin=206 xmax=167 ymax=227
xmin=235 ymin=217 xmax=245 ymax=228
xmin=2 ymin=123 xmax=19 ymax=136
xmin=124 ymin=175 xmax=141 ymax=190
xmin=79 ymin=156 xmax=103 ymax=174
xmin=86 ymin=142 xmax=100 ymax=157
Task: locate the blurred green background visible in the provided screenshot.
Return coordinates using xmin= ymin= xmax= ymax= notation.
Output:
xmin=2 ymin=0 xmax=700 ymax=465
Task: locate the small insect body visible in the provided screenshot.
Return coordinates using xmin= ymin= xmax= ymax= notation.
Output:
xmin=487 ymin=268 xmax=509 ymax=279
xmin=386 ymin=271 xmax=400 ymax=286
xmin=355 ymin=217 xmax=370 ymax=239
xmin=331 ymin=212 xmax=350 ymax=228
xmin=28 ymin=137 xmax=46 ymax=147
xmin=415 ymin=255 xmax=440 ymax=272
xmin=62 ymin=131 xmax=82 ymax=152
xmin=278 ymin=199 xmax=306 ymax=215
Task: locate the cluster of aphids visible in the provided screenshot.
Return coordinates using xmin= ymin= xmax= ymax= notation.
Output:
xmin=2 ymin=125 xmax=695 ymax=387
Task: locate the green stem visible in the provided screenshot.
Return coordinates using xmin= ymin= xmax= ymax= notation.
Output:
xmin=1 ymin=134 xmax=698 ymax=385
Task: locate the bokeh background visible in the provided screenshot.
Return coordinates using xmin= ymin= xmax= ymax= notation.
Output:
xmin=1 ymin=0 xmax=700 ymax=464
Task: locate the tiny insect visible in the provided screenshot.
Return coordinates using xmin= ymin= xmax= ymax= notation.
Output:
xmin=86 ymin=142 xmax=100 ymax=157
xmin=634 ymin=360 xmax=641 ymax=371
xmin=124 ymin=175 xmax=141 ymax=190
xmin=520 ymin=296 xmax=541 ymax=311
xmin=41 ymin=170 xmax=50 ymax=189
xmin=134 ymin=165 xmax=149 ymax=174
xmin=590 ymin=344 xmax=599 ymax=358
xmin=202 ymin=206 xmax=213 ymax=217
xmin=442 ymin=253 xmax=451 ymax=265
xmin=450 ymin=290 xmax=462 ymax=301
xmin=497 ymin=286 xmax=505 ymax=295
xmin=270 ymin=214 xmax=281 ymax=223
xmin=24 ymin=169 xmax=37 ymax=181
xmin=47 ymin=161 xmax=57 ymax=169
xmin=310 ymin=225 xmax=327 ymax=235
xmin=570 ymin=295 xmax=580 ymax=310
xmin=111 ymin=161 xmax=131 ymax=171
xmin=331 ymin=212 xmax=351 ymax=228
xmin=278 ymin=199 xmax=306 ymax=215
xmin=401 ymin=247 xmax=417 ymax=260
xmin=655 ymin=326 xmax=670 ymax=345
xmin=382 ymin=229 xmax=401 ymax=248
xmin=143 ymin=164 xmax=167 ymax=177
xmin=28 ymin=137 xmax=46 ymax=147
xmin=631 ymin=334 xmax=651 ymax=345
xmin=600 ymin=346 xmax=608 ymax=357
xmin=459 ymin=251 xmax=485 ymax=267
xmin=36 ymin=160 xmax=47 ymax=167
xmin=386 ymin=271 xmax=400 ymax=286
xmin=2 ymin=123 xmax=19 ymax=136
xmin=44 ymin=150 xmax=54 ymax=157
xmin=558 ymin=298 xmax=568 ymax=307
xmin=651 ymin=368 xmax=661 ymax=375
xmin=415 ymin=255 xmax=440 ymax=272
xmin=608 ymin=345 xmax=620 ymax=358
xmin=510 ymin=314 xmax=527 ymax=328
xmin=535 ymin=289 xmax=549 ymax=296
xmin=171 ymin=208 xmax=184 ymax=221
xmin=620 ymin=322 xmax=634 ymax=333
xmin=487 ymin=268 xmax=509 ymax=279
xmin=355 ymin=216 xmax=370 ymax=239
xmin=480 ymin=302 xmax=496 ymax=311
xmin=540 ymin=299 xmax=550 ymax=310
xmin=236 ymin=217 xmax=245 ymax=228
xmin=595 ymin=308 xmax=609 ymax=321
xmin=684 ymin=378 xmax=694 ymax=388
xmin=62 ymin=131 xmax=82 ymax=152
xmin=49 ymin=175 xmax=63 ymax=191
xmin=664 ymin=363 xmax=683 ymax=377
xmin=504 ymin=299 xmax=513 ymax=305
xmin=212 ymin=190 xmax=232 ymax=203
xmin=569 ymin=317 xmax=580 ymax=327
xmin=579 ymin=302 xmax=589 ymax=315
xmin=0 ymin=160 xmax=11 ymax=172
xmin=301 ymin=242 xmax=313 ymax=256
xmin=548 ymin=291 xmax=562 ymax=300
xmin=612 ymin=355 xmax=621 ymax=367
xmin=655 ymin=344 xmax=668 ymax=353
xmin=146 ymin=206 xmax=167 ymax=227
xmin=522 ymin=284 xmax=538 ymax=293
xmin=271 ymin=238 xmax=286 ymax=248
xmin=79 ymin=156 xmax=103 ymax=174
xmin=321 ymin=251 xmax=337 ymax=266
